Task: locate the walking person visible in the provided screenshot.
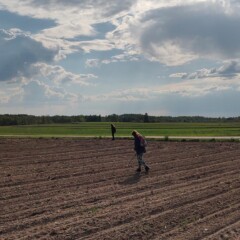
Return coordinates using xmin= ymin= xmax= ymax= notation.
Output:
xmin=111 ymin=124 xmax=116 ymax=140
xmin=132 ymin=130 xmax=150 ymax=173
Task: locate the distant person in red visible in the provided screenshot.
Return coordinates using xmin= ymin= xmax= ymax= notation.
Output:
xmin=132 ymin=130 xmax=149 ymax=173
xmin=111 ymin=124 xmax=116 ymax=140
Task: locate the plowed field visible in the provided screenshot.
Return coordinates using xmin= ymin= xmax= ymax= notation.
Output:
xmin=1 ymin=138 xmax=240 ymax=240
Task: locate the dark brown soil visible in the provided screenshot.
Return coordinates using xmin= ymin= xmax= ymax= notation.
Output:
xmin=0 ymin=138 xmax=240 ymax=240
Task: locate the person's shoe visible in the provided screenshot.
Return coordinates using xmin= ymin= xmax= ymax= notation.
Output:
xmin=136 ymin=167 xmax=141 ymax=172
xmin=145 ymin=166 xmax=150 ymax=172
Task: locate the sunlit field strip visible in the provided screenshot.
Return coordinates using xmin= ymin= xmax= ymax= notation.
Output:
xmin=0 ymin=122 xmax=240 ymax=137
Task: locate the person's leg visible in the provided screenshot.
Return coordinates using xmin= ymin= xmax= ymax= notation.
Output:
xmin=138 ymin=153 xmax=149 ymax=172
xmin=136 ymin=153 xmax=145 ymax=171
xmin=138 ymin=153 xmax=146 ymax=166
xmin=136 ymin=153 xmax=142 ymax=172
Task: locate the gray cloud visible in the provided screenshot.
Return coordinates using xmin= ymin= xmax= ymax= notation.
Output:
xmin=29 ymin=0 xmax=134 ymax=17
xmin=171 ymin=60 xmax=240 ymax=79
xmin=217 ymin=60 xmax=240 ymax=76
xmin=138 ymin=2 xmax=240 ymax=64
xmin=0 ymin=29 xmax=57 ymax=82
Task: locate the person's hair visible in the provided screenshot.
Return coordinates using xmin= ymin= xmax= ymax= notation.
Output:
xmin=132 ymin=130 xmax=139 ymax=136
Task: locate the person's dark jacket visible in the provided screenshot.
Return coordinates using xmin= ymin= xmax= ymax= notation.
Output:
xmin=111 ymin=124 xmax=116 ymax=134
xmin=134 ymin=135 xmax=146 ymax=154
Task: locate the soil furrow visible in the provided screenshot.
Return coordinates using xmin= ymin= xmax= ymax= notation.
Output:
xmin=2 ymin=145 xmax=238 ymax=187
xmin=1 ymin=147 xmax=239 ymax=196
xmin=1 ymin=139 xmax=239 ymax=240
xmin=1 ymin=156 xmax=239 ymax=209
xmin=2 ymin=178 xmax=240 ymax=239
xmin=203 ymin=220 xmax=240 ymax=240
xmin=2 ymin=171 xmax=239 ymax=224
xmin=78 ymin=190 xmax=240 ymax=240
xmin=158 ymin=204 xmax=240 ymax=240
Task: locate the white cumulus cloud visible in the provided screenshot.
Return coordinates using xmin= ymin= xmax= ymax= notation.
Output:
xmin=136 ymin=2 xmax=240 ymax=65
xmin=32 ymin=63 xmax=98 ymax=85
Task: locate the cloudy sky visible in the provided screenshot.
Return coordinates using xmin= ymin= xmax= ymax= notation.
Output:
xmin=0 ymin=0 xmax=240 ymax=117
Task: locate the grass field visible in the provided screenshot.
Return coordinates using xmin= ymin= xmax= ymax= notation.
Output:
xmin=0 ymin=122 xmax=240 ymax=137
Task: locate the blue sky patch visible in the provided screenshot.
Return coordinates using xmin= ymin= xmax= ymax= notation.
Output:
xmin=0 ymin=10 xmax=56 ymax=33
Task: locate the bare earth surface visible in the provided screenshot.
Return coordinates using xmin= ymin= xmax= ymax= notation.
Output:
xmin=0 ymin=138 xmax=240 ymax=240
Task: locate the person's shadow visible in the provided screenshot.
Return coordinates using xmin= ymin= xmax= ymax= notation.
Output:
xmin=119 ymin=172 xmax=141 ymax=185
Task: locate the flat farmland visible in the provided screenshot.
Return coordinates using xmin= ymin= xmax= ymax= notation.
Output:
xmin=1 ymin=138 xmax=240 ymax=240
xmin=1 ymin=122 xmax=240 ymax=137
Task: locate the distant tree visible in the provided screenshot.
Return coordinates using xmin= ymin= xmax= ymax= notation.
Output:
xmin=105 ymin=114 xmax=119 ymax=122
xmin=144 ymin=113 xmax=149 ymax=123
xmin=85 ymin=115 xmax=101 ymax=122
xmin=1 ymin=114 xmax=240 ymax=125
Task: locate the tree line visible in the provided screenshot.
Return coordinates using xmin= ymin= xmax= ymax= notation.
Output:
xmin=0 ymin=113 xmax=240 ymax=126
